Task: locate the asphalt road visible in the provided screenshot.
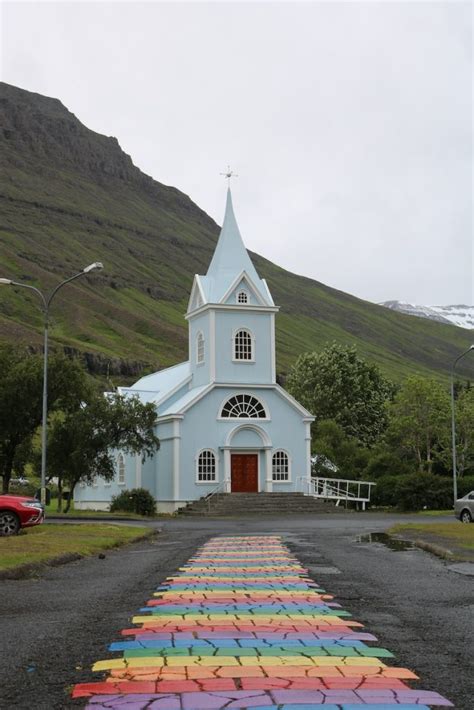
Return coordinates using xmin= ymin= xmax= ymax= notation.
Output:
xmin=1 ymin=513 xmax=472 ymax=709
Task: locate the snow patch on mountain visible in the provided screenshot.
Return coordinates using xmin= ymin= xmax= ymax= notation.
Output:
xmin=380 ymin=301 xmax=474 ymax=330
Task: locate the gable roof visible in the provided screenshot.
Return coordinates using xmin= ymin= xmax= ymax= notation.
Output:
xmin=118 ymin=361 xmax=191 ymax=405
xmin=187 ymin=189 xmax=273 ymax=312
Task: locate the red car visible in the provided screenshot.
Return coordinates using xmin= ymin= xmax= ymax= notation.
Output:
xmin=0 ymin=494 xmax=45 ymax=536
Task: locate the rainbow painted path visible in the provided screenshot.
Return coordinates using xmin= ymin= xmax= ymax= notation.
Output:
xmin=72 ymin=535 xmax=452 ymax=709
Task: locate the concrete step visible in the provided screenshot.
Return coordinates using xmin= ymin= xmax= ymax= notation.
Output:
xmin=177 ymin=492 xmax=348 ymax=516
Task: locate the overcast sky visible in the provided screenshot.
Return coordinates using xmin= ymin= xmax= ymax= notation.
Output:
xmin=1 ymin=1 xmax=472 ymax=306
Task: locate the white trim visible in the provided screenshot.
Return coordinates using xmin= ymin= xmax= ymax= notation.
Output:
xmin=232 ymin=327 xmax=255 ymax=363
xmin=185 ymin=303 xmax=279 ymax=321
xmin=135 ymin=454 xmax=142 ymax=488
xmin=156 ymin=383 xmax=314 ymax=420
xmin=172 ymin=419 xmax=180 ymax=500
xmin=261 ymin=278 xmax=275 ymax=306
xmin=187 ymin=275 xmax=207 ymax=314
xmin=196 ymin=330 xmax=205 ymax=365
xmin=225 ymin=423 xmax=272 ymax=448
xmin=154 ymin=376 xmax=192 ymax=408
xmin=270 ymin=312 xmax=276 ymax=383
xmin=117 ymin=453 xmax=126 ymax=486
xmin=220 ymin=270 xmax=268 ymax=307
xmin=265 ymin=449 xmax=273 ymax=492
xmin=271 ymin=448 xmax=292 ymax=483
xmin=209 ymin=310 xmax=216 ymax=382
xmin=195 ymin=448 xmax=218 ymax=484
xmin=218 ymin=392 xmax=269 ymax=421
xmin=305 ymin=421 xmax=312 ymax=484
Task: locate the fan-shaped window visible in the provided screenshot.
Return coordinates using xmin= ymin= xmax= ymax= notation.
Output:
xmin=234 ymin=329 xmax=253 ymax=360
xmin=272 ymin=451 xmax=289 ymax=481
xmin=196 ymin=331 xmax=205 ymax=364
xmin=117 ymin=453 xmax=126 ymax=485
xmin=221 ymin=394 xmax=266 ymax=418
xmin=197 ymin=449 xmax=217 ymax=482
xmin=237 ymin=290 xmax=248 ymax=304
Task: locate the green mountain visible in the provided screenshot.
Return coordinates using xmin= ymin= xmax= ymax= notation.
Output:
xmin=0 ymin=81 xmax=472 ymax=384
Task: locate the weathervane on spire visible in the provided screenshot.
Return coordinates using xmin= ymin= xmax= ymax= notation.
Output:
xmin=220 ymin=165 xmax=238 ymax=187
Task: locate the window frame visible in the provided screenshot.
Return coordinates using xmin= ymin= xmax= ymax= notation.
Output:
xmin=196 ymin=448 xmax=218 ymax=484
xmin=272 ymin=450 xmax=291 ymax=482
xmin=219 ymin=393 xmax=268 ymax=420
xmin=196 ymin=330 xmax=205 ymax=365
xmin=232 ymin=328 xmax=255 ymax=363
xmin=117 ymin=453 xmax=126 ymax=486
xmin=236 ymin=290 xmax=249 ymax=304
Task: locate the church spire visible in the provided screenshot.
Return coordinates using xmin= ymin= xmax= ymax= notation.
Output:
xmin=187 ymin=187 xmax=275 ymax=311
xmin=206 ymin=188 xmax=262 ymax=287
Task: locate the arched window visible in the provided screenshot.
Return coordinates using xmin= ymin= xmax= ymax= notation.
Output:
xmin=117 ymin=453 xmax=126 ymax=485
xmin=272 ymin=451 xmax=290 ymax=481
xmin=197 ymin=449 xmax=217 ymax=482
xmin=237 ymin=290 xmax=248 ymax=304
xmin=221 ymin=394 xmax=267 ymax=418
xmin=196 ymin=331 xmax=205 ymax=364
xmin=234 ymin=329 xmax=253 ymax=361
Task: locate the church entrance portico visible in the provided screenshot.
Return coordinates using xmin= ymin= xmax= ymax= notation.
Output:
xmin=230 ymin=453 xmax=258 ymax=492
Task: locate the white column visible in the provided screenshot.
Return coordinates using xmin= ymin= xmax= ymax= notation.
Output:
xmin=224 ymin=449 xmax=231 ymax=492
xmin=135 ymin=454 xmax=142 ymax=488
xmin=209 ymin=309 xmax=216 ymax=382
xmin=173 ymin=419 xmax=181 ymax=501
xmin=265 ymin=449 xmax=273 ymax=492
xmin=270 ymin=313 xmax=276 ymax=383
xmin=305 ymin=422 xmax=312 ymax=490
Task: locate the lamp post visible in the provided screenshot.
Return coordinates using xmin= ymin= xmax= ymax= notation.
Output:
xmin=450 ymin=345 xmax=474 ymax=504
xmin=0 ymin=263 xmax=103 ymax=504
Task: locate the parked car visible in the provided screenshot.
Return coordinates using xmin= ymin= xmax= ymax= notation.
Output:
xmin=454 ymin=491 xmax=474 ymax=523
xmin=0 ymin=494 xmax=45 ymax=536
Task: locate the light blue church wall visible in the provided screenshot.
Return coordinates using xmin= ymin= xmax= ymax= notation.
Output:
xmin=166 ymin=386 xmax=309 ymax=504
xmin=214 ymin=310 xmax=274 ymax=384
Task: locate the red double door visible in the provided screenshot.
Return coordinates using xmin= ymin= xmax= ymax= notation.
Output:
xmin=231 ymin=454 xmax=258 ymax=492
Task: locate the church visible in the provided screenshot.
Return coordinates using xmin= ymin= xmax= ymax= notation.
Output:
xmin=74 ymin=189 xmax=314 ymax=512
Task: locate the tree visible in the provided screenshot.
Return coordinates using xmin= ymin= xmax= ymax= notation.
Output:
xmin=387 ymin=377 xmax=450 ymax=474
xmin=455 ymin=387 xmax=474 ymax=477
xmin=311 ymin=419 xmax=370 ymax=480
xmin=45 ymin=392 xmax=159 ymax=512
xmin=286 ymin=343 xmax=394 ymax=446
xmin=0 ymin=347 xmax=88 ymax=493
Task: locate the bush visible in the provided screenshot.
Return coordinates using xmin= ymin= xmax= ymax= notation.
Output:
xmin=364 ymin=452 xmax=413 ymax=480
xmin=110 ymin=488 xmax=156 ymax=516
xmin=370 ymin=475 xmax=401 ymax=508
xmin=370 ymin=473 xmax=453 ymax=510
xmin=396 ymin=473 xmax=452 ymax=511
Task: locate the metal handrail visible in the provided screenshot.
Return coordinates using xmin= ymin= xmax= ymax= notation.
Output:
xmin=205 ymin=479 xmax=228 ymax=513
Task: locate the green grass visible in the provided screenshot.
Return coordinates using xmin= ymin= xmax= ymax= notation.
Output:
xmin=417 ymin=509 xmax=454 ymax=516
xmin=44 ymin=501 xmax=154 ymax=520
xmin=0 ymin=523 xmax=151 ymax=571
xmin=389 ymin=522 xmax=474 ymax=551
xmin=1 ymin=81 xmax=474 ymax=384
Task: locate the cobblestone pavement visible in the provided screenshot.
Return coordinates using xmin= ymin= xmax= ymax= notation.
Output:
xmin=71 ymin=535 xmax=452 ymax=709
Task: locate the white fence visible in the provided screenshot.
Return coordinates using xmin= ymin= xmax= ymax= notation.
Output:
xmin=299 ymin=476 xmax=376 ymax=510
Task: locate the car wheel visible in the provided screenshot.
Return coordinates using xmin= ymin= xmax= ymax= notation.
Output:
xmin=460 ymin=509 xmax=472 ymax=524
xmin=0 ymin=510 xmax=21 ymax=536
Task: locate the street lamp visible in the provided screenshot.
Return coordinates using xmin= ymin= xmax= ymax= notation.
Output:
xmin=0 ymin=262 xmax=103 ymax=505
xmin=450 ymin=345 xmax=474 ymax=504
